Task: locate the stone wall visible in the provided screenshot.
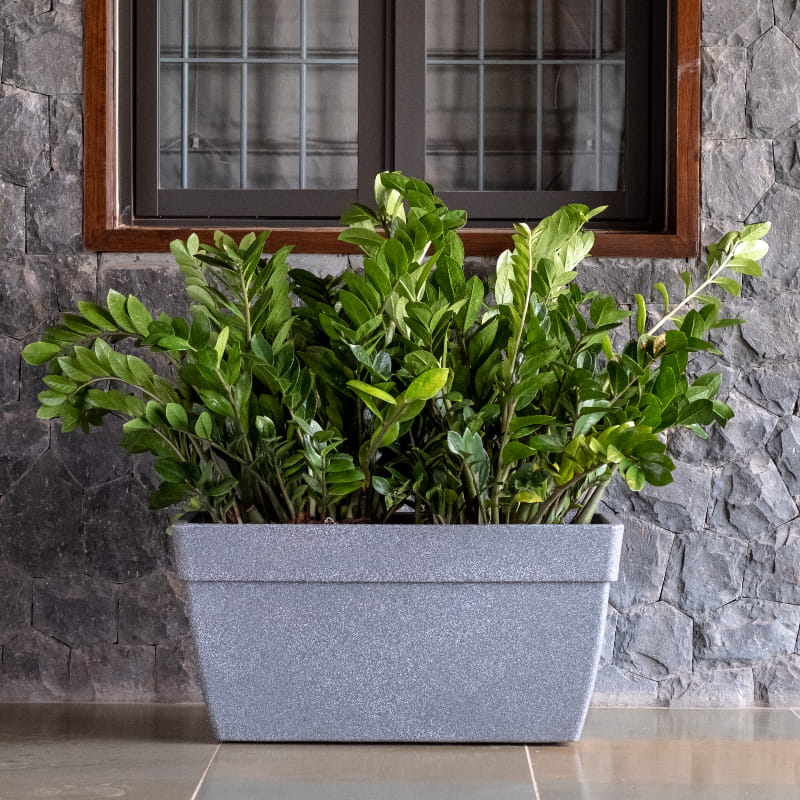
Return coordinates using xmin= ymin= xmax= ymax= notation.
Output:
xmin=1 ymin=1 xmax=800 ymax=705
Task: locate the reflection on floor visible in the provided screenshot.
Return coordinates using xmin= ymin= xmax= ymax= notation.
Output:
xmin=0 ymin=704 xmax=799 ymax=799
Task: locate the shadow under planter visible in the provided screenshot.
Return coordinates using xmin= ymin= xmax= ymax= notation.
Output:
xmin=172 ymin=519 xmax=623 ymax=742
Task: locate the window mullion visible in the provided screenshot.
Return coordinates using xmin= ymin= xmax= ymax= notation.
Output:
xmin=392 ymin=0 xmax=426 ymax=177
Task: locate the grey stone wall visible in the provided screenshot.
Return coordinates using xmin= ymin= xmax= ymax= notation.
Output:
xmin=1 ymin=1 xmax=800 ymax=705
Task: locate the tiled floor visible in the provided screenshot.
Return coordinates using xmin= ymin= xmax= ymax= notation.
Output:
xmin=1 ymin=704 xmax=799 ymax=799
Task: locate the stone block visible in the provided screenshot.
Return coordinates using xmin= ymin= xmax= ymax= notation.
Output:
xmin=26 ymin=172 xmax=83 ymax=254
xmin=659 ymin=666 xmax=755 ymax=707
xmin=0 ymin=561 xmax=31 ymax=641
xmin=702 ymin=0 xmax=773 ymax=46
xmin=774 ymin=123 xmax=800 ymax=189
xmin=702 ymin=46 xmax=747 ymax=138
xmin=50 ymin=95 xmax=82 ymax=172
xmin=84 ymin=478 xmax=168 ymax=581
xmin=0 ymin=85 xmax=49 ymax=185
xmin=737 ymin=364 xmax=800 ymax=416
xmin=0 ymin=336 xmax=20 ymax=405
xmin=69 ymin=644 xmax=157 ymax=702
xmin=754 ymin=655 xmax=800 ymax=704
xmin=46 ymin=253 xmax=98 ymax=310
xmin=2 ymin=9 xmax=82 ymax=95
xmin=599 ymin=605 xmax=619 ymax=668
xmin=775 ymin=0 xmax=800 ymax=48
xmin=0 ymin=176 xmax=25 ymax=251
xmin=766 ymin=418 xmax=800 ymax=496
xmin=32 ymin=575 xmax=117 ymax=647
xmin=709 ymin=450 xmax=798 ymax=539
xmin=0 ymin=0 xmax=51 ymax=26
xmin=155 ymin=637 xmax=203 ymax=702
xmin=747 ymin=26 xmax=800 ymax=138
xmin=743 ymin=537 xmax=800 ymax=604
xmin=661 ymin=532 xmax=748 ymax=617
xmin=0 ymin=629 xmax=69 ymax=701
xmin=604 ymin=462 xmax=711 ymax=534
xmin=702 ymin=139 xmax=774 ymax=221
xmin=577 ymin=257 xmax=700 ymax=305
xmin=118 ymin=570 xmax=192 ymax=645
xmin=0 ymin=405 xmax=49 ymax=495
xmin=695 ymin=599 xmax=800 ymax=662
xmin=608 ymin=514 xmax=674 ymax=611
xmin=590 ymin=665 xmax=659 ymax=706
xmin=0 ymin=253 xmax=59 ymax=338
xmin=98 ymin=256 xmax=190 ymax=320
xmin=668 ymin=390 xmax=776 ymax=467
xmin=0 ymin=451 xmax=85 ymax=576
xmin=614 ymin=602 xmax=694 ymax=679
xmin=52 ymin=416 xmax=133 ymax=489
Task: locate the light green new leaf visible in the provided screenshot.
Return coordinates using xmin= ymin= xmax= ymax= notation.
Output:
xmin=403 ymin=368 xmax=449 ymax=401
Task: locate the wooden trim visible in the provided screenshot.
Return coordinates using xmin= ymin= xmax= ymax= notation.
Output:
xmin=83 ymin=0 xmax=118 ymax=247
xmin=83 ymin=0 xmax=701 ymax=258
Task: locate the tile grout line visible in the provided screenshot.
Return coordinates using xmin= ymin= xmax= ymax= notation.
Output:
xmin=524 ymin=746 xmax=542 ymax=800
xmin=189 ymin=742 xmax=221 ymax=800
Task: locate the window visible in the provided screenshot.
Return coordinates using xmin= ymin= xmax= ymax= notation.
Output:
xmin=84 ymin=0 xmax=700 ymax=256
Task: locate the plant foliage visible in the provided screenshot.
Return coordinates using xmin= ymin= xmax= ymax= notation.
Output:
xmin=22 ymin=173 xmax=769 ymax=524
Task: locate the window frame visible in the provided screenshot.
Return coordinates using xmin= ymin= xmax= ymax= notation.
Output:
xmin=84 ymin=0 xmax=700 ymax=257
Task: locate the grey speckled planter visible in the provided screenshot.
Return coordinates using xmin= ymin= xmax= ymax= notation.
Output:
xmin=172 ymin=519 xmax=623 ymax=742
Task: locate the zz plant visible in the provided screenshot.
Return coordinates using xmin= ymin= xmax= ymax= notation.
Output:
xmin=23 ymin=173 xmax=768 ymax=526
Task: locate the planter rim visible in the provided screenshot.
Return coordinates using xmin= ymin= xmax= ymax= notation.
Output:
xmin=172 ymin=518 xmax=624 ymax=584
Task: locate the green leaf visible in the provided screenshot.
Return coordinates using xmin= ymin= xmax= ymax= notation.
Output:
xmin=197 ymin=389 xmax=236 ymax=418
xmin=22 ymin=342 xmax=61 ymax=365
xmin=712 ymin=276 xmax=741 ymax=296
xmin=213 ymin=327 xmax=230 ymax=367
xmin=126 ymin=295 xmax=154 ymax=337
xmin=105 ymin=290 xmax=137 ymax=333
xmin=347 ymin=380 xmax=397 ymax=405
xmin=77 ymin=301 xmax=118 ymax=331
xmin=403 ymin=368 xmax=449 ymax=401
xmin=654 ymin=282 xmax=669 ymax=315
xmin=194 ymin=411 xmax=214 ymax=439
xmin=634 ymin=293 xmax=647 ymax=335
xmin=165 ymin=402 xmax=189 ymax=430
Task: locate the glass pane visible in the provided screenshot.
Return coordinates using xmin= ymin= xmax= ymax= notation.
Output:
xmin=186 ymin=64 xmax=241 ymax=189
xmin=426 ymin=0 xmax=478 ymax=58
xmin=248 ymin=65 xmax=300 ymax=189
xmin=540 ymin=64 xmax=596 ymax=191
xmin=248 ymin=0 xmax=300 ymax=56
xmin=542 ymin=0 xmax=595 ymax=58
xmin=426 ymin=65 xmax=478 ymax=190
xmin=425 ymin=0 xmax=626 ymax=193
xmin=159 ymin=0 xmax=182 ymax=56
xmin=305 ymin=64 xmax=358 ymax=189
xmin=190 ymin=0 xmax=242 ymax=57
xmin=603 ymin=0 xmax=625 ymax=56
xmin=159 ymin=64 xmax=182 ymax=188
xmin=485 ymin=1 xmax=537 ymax=59
xmin=307 ymin=0 xmax=358 ymax=55
xmin=484 ymin=66 xmax=537 ymax=191
xmin=601 ymin=64 xmax=625 ymax=187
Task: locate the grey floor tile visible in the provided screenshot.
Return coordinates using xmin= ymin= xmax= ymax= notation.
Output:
xmin=531 ymin=708 xmax=800 ymax=800
xmin=197 ymin=744 xmax=536 ymax=800
xmin=0 ymin=704 xmax=216 ymax=800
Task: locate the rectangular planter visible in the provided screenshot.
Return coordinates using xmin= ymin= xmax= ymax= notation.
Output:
xmin=172 ymin=519 xmax=623 ymax=742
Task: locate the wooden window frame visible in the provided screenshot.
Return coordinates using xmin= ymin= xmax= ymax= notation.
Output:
xmin=84 ymin=0 xmax=700 ymax=257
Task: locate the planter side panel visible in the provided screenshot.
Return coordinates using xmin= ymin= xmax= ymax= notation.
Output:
xmin=187 ymin=580 xmax=610 ymax=742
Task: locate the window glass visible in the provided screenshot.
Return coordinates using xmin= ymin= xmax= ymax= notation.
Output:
xmin=425 ymin=0 xmax=626 ymax=193
xmin=158 ymin=0 xmax=358 ymax=191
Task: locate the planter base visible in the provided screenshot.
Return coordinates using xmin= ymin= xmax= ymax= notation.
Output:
xmin=174 ymin=520 xmax=623 ymax=742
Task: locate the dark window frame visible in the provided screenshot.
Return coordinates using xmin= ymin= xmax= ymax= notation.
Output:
xmin=84 ymin=0 xmax=700 ymax=256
